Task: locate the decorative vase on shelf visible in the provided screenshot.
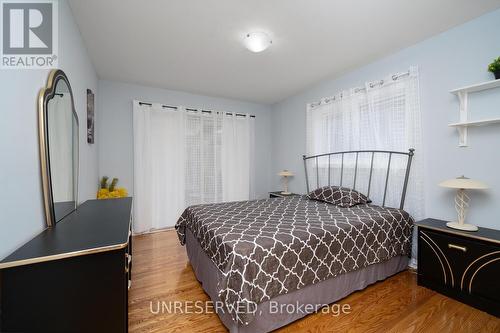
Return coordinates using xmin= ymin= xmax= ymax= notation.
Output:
xmin=495 ymin=70 xmax=500 ymax=80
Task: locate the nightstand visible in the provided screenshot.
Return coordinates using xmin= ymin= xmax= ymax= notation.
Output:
xmin=269 ymin=191 xmax=300 ymax=198
xmin=416 ymin=218 xmax=500 ymax=317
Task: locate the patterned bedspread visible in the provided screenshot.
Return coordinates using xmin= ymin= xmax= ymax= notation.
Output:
xmin=175 ymin=195 xmax=413 ymax=325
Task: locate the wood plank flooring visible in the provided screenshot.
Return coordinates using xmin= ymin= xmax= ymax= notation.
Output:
xmin=128 ymin=230 xmax=500 ymax=333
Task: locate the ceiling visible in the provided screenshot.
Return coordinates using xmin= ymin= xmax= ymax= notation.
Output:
xmin=68 ymin=0 xmax=500 ymax=104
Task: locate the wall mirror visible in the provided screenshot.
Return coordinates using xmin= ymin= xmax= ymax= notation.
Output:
xmin=39 ymin=69 xmax=79 ymax=227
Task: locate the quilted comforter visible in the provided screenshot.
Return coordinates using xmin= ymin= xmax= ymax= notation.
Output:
xmin=175 ymin=195 xmax=413 ymax=325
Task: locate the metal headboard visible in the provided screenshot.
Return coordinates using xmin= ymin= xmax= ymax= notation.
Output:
xmin=303 ymin=149 xmax=414 ymax=209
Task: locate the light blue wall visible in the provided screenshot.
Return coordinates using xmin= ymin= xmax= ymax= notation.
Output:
xmin=97 ymin=80 xmax=272 ymax=200
xmin=271 ymin=9 xmax=500 ymax=230
xmin=0 ymin=0 xmax=99 ymax=259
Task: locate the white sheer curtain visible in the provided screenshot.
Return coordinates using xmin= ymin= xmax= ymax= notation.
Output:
xmin=133 ymin=101 xmax=254 ymax=233
xmin=185 ymin=111 xmax=223 ymax=206
xmin=133 ymin=102 xmax=186 ymax=233
xmin=306 ymin=67 xmax=424 ymax=220
xmin=221 ymin=114 xmax=254 ymax=202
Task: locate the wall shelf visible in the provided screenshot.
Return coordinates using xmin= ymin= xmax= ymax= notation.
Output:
xmin=449 ymin=78 xmax=500 ymax=147
xmin=449 ymin=118 xmax=500 ymax=127
xmin=450 ymin=78 xmax=500 ymax=94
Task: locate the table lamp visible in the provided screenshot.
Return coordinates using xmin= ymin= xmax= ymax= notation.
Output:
xmin=439 ymin=176 xmax=488 ymax=231
xmin=278 ymin=170 xmax=294 ymax=195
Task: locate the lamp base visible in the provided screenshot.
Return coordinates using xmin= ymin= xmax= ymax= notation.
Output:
xmin=446 ymin=221 xmax=478 ymax=232
xmin=280 ymin=191 xmax=292 ymax=195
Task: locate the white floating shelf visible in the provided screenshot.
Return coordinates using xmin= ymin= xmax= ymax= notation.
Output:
xmin=450 ymin=78 xmax=500 ymax=94
xmin=449 ymin=78 xmax=500 ymax=147
xmin=449 ymin=118 xmax=500 ymax=127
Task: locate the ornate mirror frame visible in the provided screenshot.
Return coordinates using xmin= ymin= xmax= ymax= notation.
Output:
xmin=38 ymin=69 xmax=79 ymax=227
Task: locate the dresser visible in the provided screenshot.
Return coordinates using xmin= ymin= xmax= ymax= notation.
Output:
xmin=417 ymin=218 xmax=500 ymax=317
xmin=0 ymin=197 xmax=133 ymax=333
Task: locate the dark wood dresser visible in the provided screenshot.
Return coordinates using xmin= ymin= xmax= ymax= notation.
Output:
xmin=0 ymin=197 xmax=133 ymax=333
xmin=417 ymin=218 xmax=500 ymax=317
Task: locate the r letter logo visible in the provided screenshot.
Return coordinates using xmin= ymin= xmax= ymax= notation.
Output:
xmin=1 ymin=0 xmax=58 ymax=69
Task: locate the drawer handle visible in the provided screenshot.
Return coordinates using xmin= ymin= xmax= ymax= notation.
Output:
xmin=125 ymin=253 xmax=131 ymax=273
xmin=448 ymin=244 xmax=467 ymax=252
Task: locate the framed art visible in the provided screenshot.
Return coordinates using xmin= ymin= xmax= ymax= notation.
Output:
xmin=87 ymin=89 xmax=95 ymax=144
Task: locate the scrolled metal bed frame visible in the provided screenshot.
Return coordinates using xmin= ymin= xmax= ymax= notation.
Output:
xmin=303 ymin=149 xmax=414 ymax=210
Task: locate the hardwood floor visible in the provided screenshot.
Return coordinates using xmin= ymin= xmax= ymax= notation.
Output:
xmin=128 ymin=230 xmax=500 ymax=333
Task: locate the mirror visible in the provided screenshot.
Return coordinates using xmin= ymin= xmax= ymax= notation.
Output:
xmin=38 ymin=69 xmax=79 ymax=227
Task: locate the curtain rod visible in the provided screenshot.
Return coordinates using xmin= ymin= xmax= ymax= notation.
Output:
xmin=354 ymin=71 xmax=410 ymax=92
xmin=138 ymin=101 xmax=256 ymax=118
xmin=309 ymin=69 xmax=412 ymax=108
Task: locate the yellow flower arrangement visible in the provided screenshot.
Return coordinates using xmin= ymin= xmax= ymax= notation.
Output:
xmin=97 ymin=177 xmax=128 ymax=199
xmin=97 ymin=188 xmax=128 ymax=199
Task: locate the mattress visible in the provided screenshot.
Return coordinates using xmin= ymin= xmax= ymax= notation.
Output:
xmin=175 ymin=195 xmax=413 ymax=326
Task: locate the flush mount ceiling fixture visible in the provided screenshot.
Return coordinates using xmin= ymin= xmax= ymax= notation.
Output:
xmin=243 ymin=32 xmax=272 ymax=53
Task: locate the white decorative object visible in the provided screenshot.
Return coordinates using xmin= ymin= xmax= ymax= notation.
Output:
xmin=243 ymin=32 xmax=272 ymax=53
xmin=439 ymin=176 xmax=488 ymax=231
xmin=278 ymin=170 xmax=294 ymax=195
xmin=449 ymin=78 xmax=500 ymax=147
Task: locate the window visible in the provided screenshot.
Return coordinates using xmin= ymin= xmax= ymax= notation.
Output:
xmin=132 ymin=102 xmax=255 ymax=232
xmin=306 ymin=67 xmax=423 ymax=219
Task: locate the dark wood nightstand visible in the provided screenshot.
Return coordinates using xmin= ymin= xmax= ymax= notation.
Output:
xmin=416 ymin=218 xmax=500 ymax=317
xmin=269 ymin=191 xmax=300 ymax=198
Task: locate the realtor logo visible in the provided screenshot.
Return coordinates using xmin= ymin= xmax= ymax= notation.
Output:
xmin=1 ymin=0 xmax=58 ymax=68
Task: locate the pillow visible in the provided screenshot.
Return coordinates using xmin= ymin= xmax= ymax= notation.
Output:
xmin=308 ymin=186 xmax=371 ymax=208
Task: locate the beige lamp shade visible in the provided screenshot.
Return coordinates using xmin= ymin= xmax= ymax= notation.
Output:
xmin=439 ymin=175 xmax=488 ymax=232
xmin=278 ymin=170 xmax=294 ymax=177
xmin=439 ymin=176 xmax=488 ymax=189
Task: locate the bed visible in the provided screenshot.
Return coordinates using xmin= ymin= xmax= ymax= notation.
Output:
xmin=175 ymin=149 xmax=415 ymax=333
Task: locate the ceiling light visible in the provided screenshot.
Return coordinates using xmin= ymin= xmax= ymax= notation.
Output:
xmin=243 ymin=32 xmax=272 ymax=53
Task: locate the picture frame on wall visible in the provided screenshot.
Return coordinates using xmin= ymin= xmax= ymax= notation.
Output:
xmin=87 ymin=89 xmax=95 ymax=144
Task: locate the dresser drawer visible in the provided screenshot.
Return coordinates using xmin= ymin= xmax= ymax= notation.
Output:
xmin=418 ymin=228 xmax=500 ymax=304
